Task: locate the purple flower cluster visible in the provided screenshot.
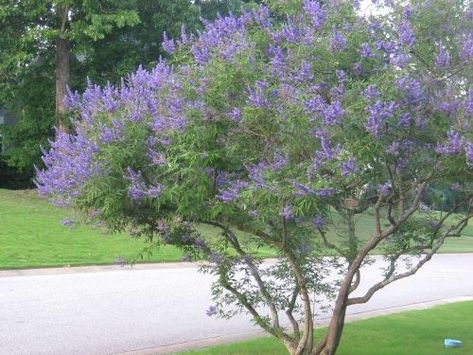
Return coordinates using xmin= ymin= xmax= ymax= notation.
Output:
xmin=217 ymin=180 xmax=248 ymax=203
xmin=62 ymin=219 xmax=74 ymax=227
xmin=460 ymin=33 xmax=473 ymax=60
xmin=305 ymin=95 xmax=345 ymax=126
xmin=465 ymin=143 xmax=473 ymax=168
xmin=464 ymin=90 xmax=473 ymax=116
xmin=315 ymin=188 xmax=335 ymax=198
xmin=330 ymin=27 xmax=347 ymax=51
xmin=378 ymin=182 xmax=392 ymax=196
xmin=125 ymin=168 xmax=163 ymax=201
xmin=293 ymin=181 xmax=315 ymax=197
xmin=339 ymin=158 xmax=358 ymax=177
xmin=435 ymin=131 xmax=464 ymax=156
xmin=206 ymin=305 xmax=217 ymax=317
xmin=270 ymin=152 xmax=289 ymax=171
xmin=280 ymin=204 xmax=294 ymax=220
xmin=228 ymin=108 xmax=242 ymax=122
xmin=99 ymin=119 xmax=124 ymax=144
xmin=436 ymin=100 xmax=460 ymax=118
xmin=64 ymin=61 xmax=190 ymax=148
xmin=296 ymin=60 xmax=314 ymax=82
xmin=147 ymin=149 xmax=167 ymax=166
xmin=364 ymin=85 xmax=379 ymax=101
xmin=398 ymin=112 xmax=411 ymax=128
xmin=178 ymin=11 xmax=264 ymax=65
xmin=247 ymin=81 xmax=269 ymax=108
xmin=435 ymin=47 xmax=451 ymax=69
xmin=312 ymin=215 xmax=325 ymax=229
xmin=396 ymin=76 xmax=423 ymax=105
xmin=162 ymin=32 xmax=176 ymax=54
xmin=364 ymin=101 xmax=399 ymax=137
xmin=353 ymin=62 xmax=362 ymax=75
xmin=276 ymin=19 xmax=306 ymax=44
xmin=302 ymin=0 xmax=327 ymax=31
xmin=35 ymin=129 xmax=100 ymax=205
xmin=252 ymin=5 xmax=271 ymax=28
xmin=359 ymin=43 xmax=375 ymax=58
xmin=397 ymin=20 xmax=416 ymax=47
xmin=386 ymin=141 xmax=400 ymax=156
xmin=269 ymin=45 xmax=286 ymax=74
xmin=313 ymin=129 xmax=341 ymax=168
xmin=245 ymin=162 xmax=269 ymax=190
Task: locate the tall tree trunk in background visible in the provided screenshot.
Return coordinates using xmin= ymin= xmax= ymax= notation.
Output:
xmin=55 ymin=6 xmax=70 ymax=132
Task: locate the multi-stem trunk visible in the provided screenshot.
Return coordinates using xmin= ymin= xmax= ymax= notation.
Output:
xmin=315 ymin=208 xmax=357 ymax=355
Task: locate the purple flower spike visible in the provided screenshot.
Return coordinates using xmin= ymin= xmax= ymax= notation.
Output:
xmin=315 ymin=188 xmax=335 ymax=198
xmin=339 ymin=158 xmax=358 ymax=177
xmin=62 ymin=219 xmax=74 ymax=227
xmin=353 ymin=62 xmax=362 ymax=76
xmin=398 ymin=112 xmax=411 ymax=128
xmin=435 ymin=47 xmax=451 ymax=69
xmin=436 ymin=131 xmax=464 ymax=156
xmin=206 ymin=305 xmax=217 ymax=317
xmin=464 ymin=90 xmax=473 ymax=116
xmin=162 ymin=32 xmax=176 ymax=54
xmin=359 ymin=43 xmax=375 ymax=58
xmin=397 ymin=20 xmax=416 ymax=47
xmin=217 ymin=180 xmax=248 ymax=203
xmin=229 ymin=108 xmax=242 ymax=122
xmin=378 ymin=182 xmax=392 ymax=196
xmin=364 ymin=85 xmax=379 ymax=101
xmin=460 ymin=33 xmax=473 ymax=60
xmin=303 ymin=0 xmax=327 ymax=31
xmin=280 ymin=204 xmax=293 ymax=220
xmin=313 ymin=215 xmax=325 ymax=229
xmin=330 ymin=28 xmax=347 ymax=51
xmin=465 ymin=143 xmax=473 ymax=168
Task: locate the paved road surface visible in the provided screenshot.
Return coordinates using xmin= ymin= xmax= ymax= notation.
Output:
xmin=1 ymin=254 xmax=472 ymax=355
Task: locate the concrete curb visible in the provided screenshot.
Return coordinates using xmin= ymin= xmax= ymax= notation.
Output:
xmin=115 ymin=295 xmax=473 ymax=355
xmin=0 ymin=262 xmax=199 ymax=278
xmin=0 ymin=253 xmax=470 ymax=277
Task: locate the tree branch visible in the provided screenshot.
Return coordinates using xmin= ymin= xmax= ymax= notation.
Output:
xmin=348 ymin=210 xmax=473 ymax=306
xmin=201 ymin=220 xmax=282 ymax=331
xmin=286 ymin=283 xmax=301 ymax=338
xmin=348 ymin=270 xmax=361 ymax=295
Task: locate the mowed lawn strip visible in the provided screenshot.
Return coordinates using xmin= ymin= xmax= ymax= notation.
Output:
xmin=181 ymin=301 xmax=473 ymax=355
xmin=1 ymin=189 xmax=472 ymax=268
xmin=0 ymin=189 xmax=274 ymax=269
xmin=0 ymin=189 xmax=182 ymax=268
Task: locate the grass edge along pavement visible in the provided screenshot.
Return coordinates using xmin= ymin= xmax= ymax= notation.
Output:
xmin=178 ymin=299 xmax=473 ymax=355
xmin=2 ymin=188 xmax=473 ymax=269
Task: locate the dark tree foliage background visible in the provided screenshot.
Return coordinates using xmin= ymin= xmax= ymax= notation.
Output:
xmin=0 ymin=0 xmax=260 ymax=187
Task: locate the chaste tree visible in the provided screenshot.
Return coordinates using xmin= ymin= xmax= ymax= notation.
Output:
xmin=36 ymin=0 xmax=473 ymax=354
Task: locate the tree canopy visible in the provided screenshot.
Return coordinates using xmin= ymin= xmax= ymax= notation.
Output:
xmin=36 ymin=0 xmax=473 ymax=354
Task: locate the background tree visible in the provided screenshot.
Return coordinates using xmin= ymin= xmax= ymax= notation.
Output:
xmin=0 ymin=0 xmax=258 ymax=183
xmin=0 ymin=0 xmax=140 ymax=180
xmin=34 ymin=0 xmax=473 ymax=354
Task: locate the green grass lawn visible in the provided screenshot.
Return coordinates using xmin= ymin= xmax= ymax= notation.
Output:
xmin=326 ymin=211 xmax=473 ymax=254
xmin=0 ymin=189 xmax=275 ymax=269
xmin=1 ymin=188 xmax=472 ymax=269
xmin=181 ymin=301 xmax=473 ymax=355
xmin=0 ymin=189 xmax=186 ymax=268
